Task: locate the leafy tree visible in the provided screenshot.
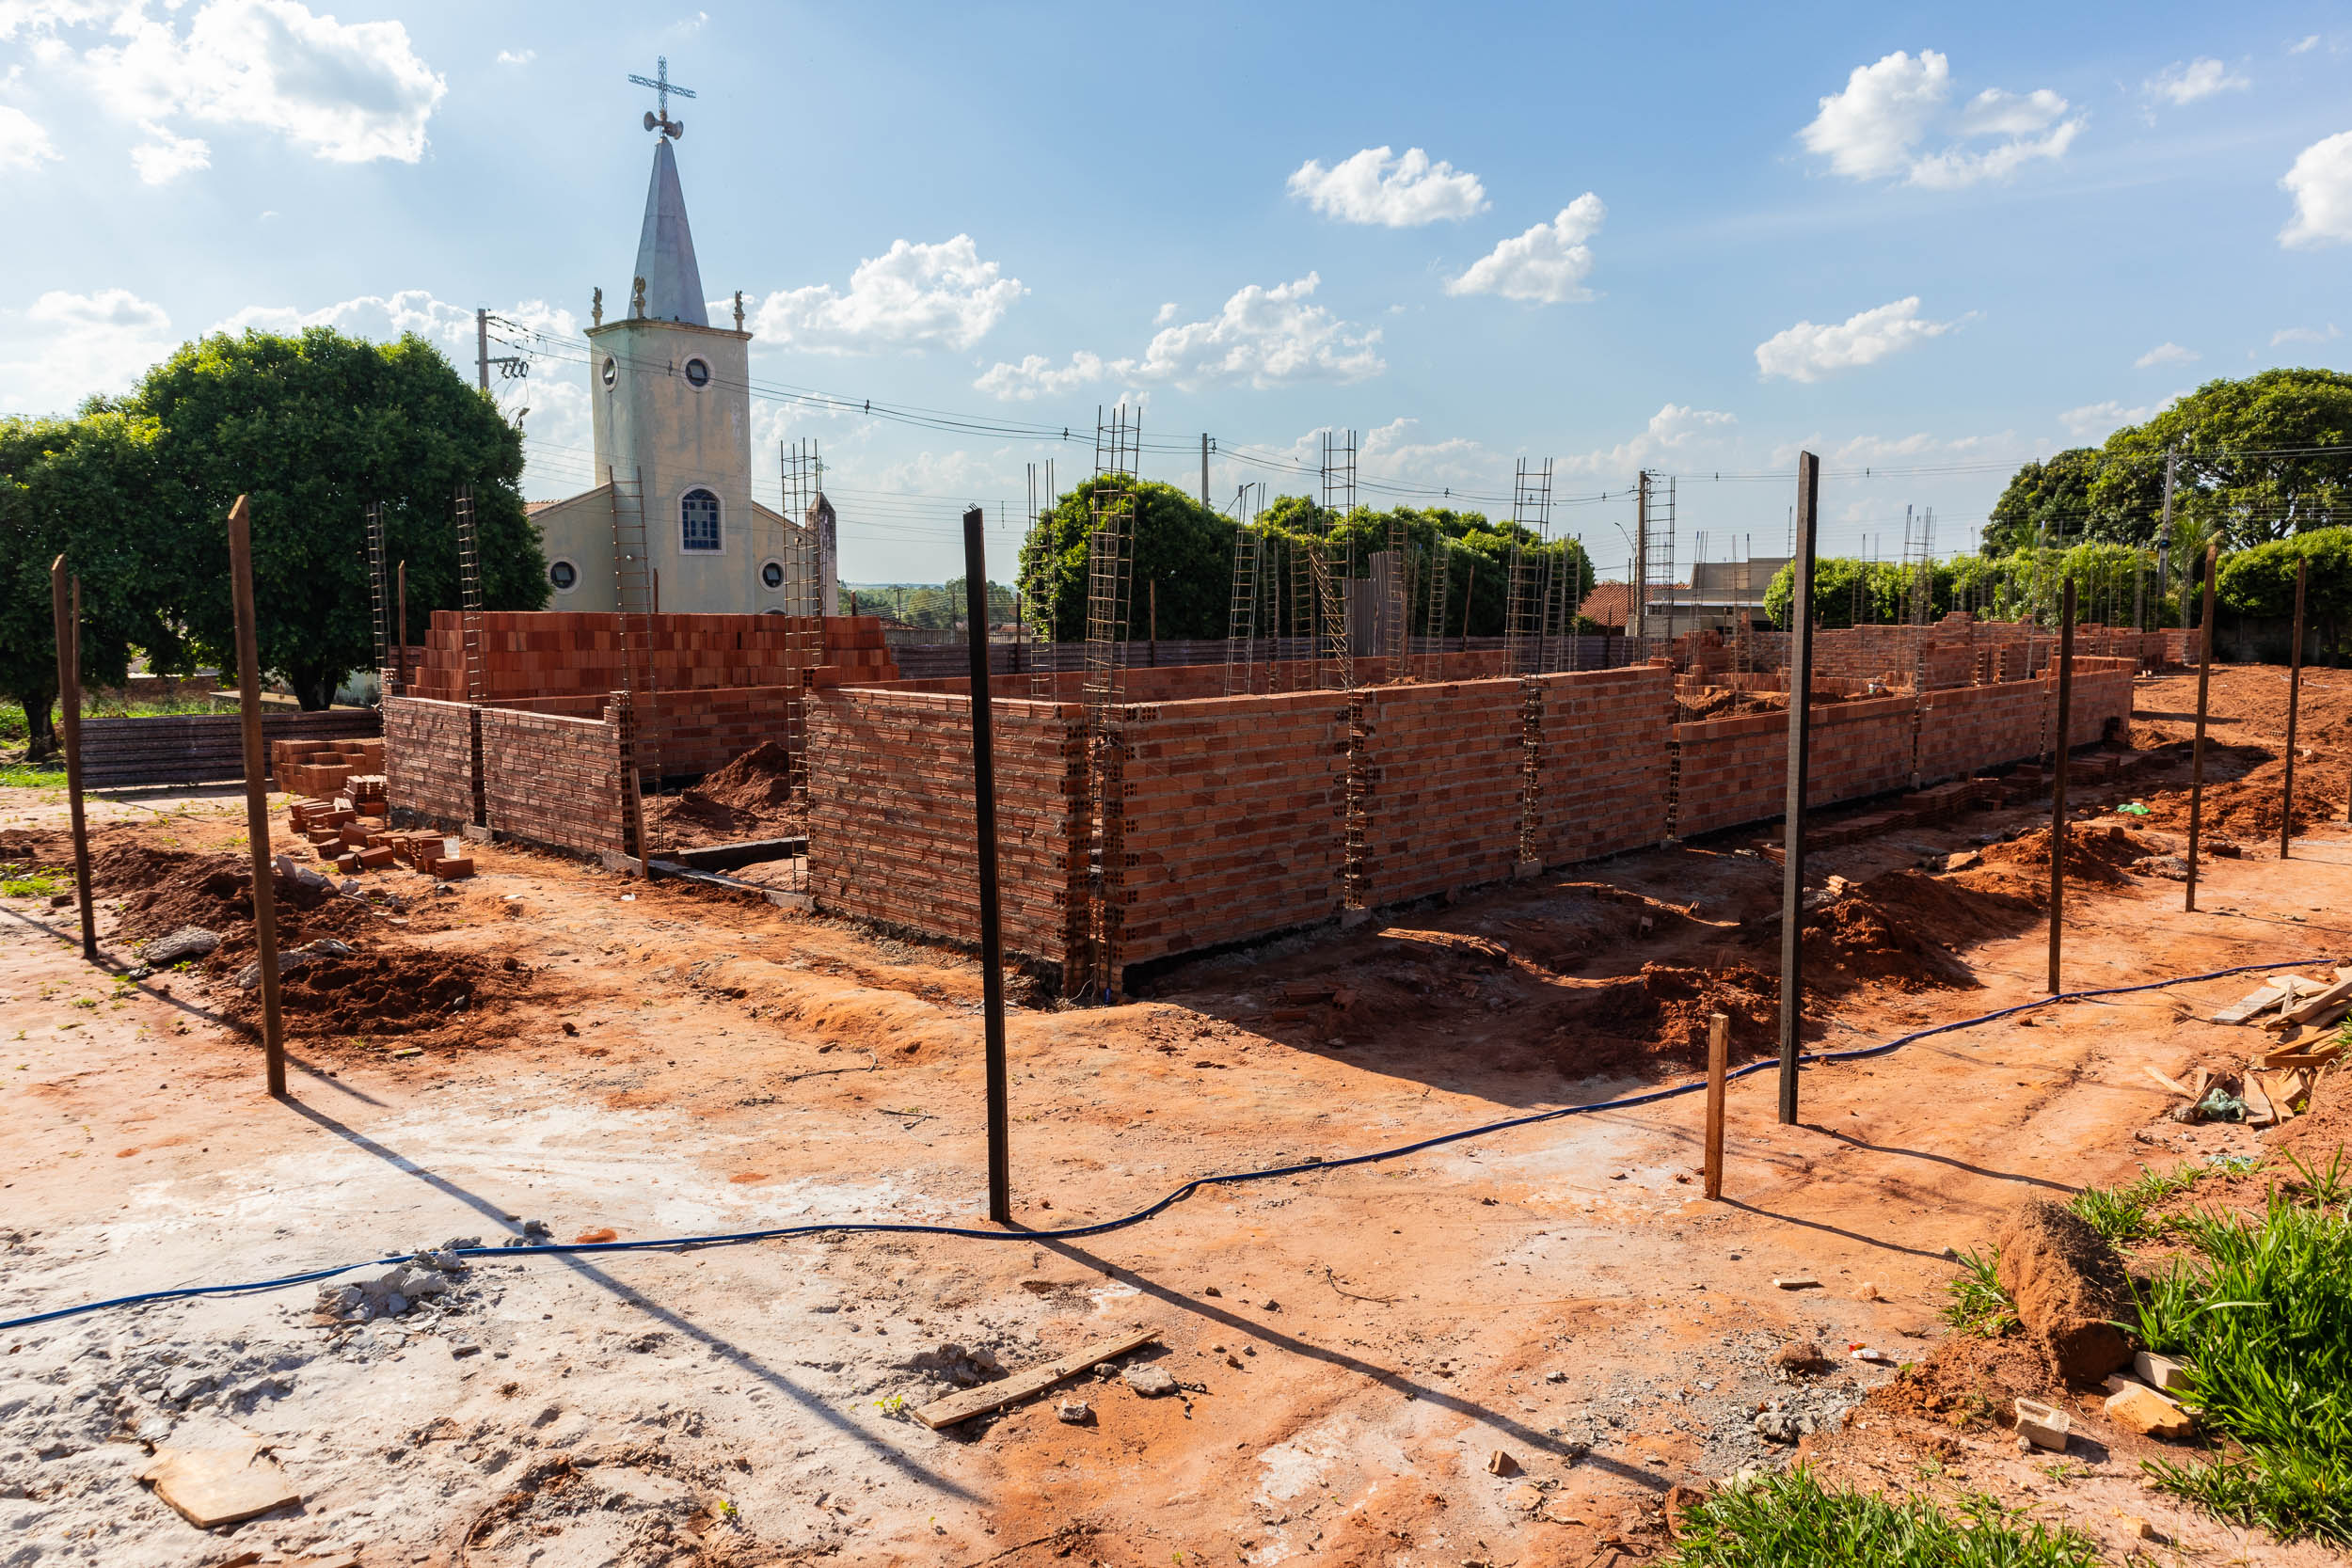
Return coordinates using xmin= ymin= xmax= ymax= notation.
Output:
xmin=2056 ymin=370 xmax=2352 ymax=550
xmin=2217 ymin=527 xmax=2352 ymax=625
xmin=0 ymin=412 xmax=187 ymax=755
xmin=128 ymin=326 xmax=545 ymax=708
xmin=1985 ymin=449 xmax=2100 ymax=556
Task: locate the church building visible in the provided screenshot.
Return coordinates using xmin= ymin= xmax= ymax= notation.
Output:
xmin=526 ymin=90 xmax=836 ymax=616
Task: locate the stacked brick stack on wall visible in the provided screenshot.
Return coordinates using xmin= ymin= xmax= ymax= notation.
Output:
xmin=403 ymin=612 xmax=898 ymax=702
xmin=1533 ymin=664 xmax=1676 ymax=863
xmin=270 ymin=737 xmax=387 ymax=798
xmin=1116 ymin=690 xmax=1351 ymax=966
xmin=1355 ymin=679 xmax=1527 ymax=906
xmin=805 ymin=689 xmax=1087 ymax=974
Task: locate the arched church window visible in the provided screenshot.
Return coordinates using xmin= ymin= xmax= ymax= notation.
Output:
xmin=548 ymin=559 xmax=579 ymax=592
xmin=760 ymin=559 xmax=785 ymax=590
xmin=683 ymin=357 xmax=710 ymax=388
xmin=600 ymin=356 xmax=617 ymax=389
xmin=681 ymin=488 xmax=722 ymax=552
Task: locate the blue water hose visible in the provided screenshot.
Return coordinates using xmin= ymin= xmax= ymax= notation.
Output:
xmin=1 ymin=954 xmax=2326 ymax=1334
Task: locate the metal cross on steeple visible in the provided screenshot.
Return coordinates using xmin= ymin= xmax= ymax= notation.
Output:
xmin=628 ymin=55 xmax=696 ymax=138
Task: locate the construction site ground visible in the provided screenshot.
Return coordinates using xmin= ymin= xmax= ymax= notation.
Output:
xmin=2 ymin=663 xmax=2348 ymax=1568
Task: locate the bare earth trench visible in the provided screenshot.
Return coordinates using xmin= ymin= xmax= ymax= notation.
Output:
xmin=2 ymin=667 xmax=2349 ymax=1568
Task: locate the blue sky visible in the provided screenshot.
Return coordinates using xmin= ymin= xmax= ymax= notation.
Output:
xmin=2 ymin=2 xmax=2346 ymax=582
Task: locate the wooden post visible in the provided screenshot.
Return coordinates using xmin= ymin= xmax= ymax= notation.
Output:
xmin=2185 ymin=544 xmax=2217 ymax=913
xmin=1704 ymin=1010 xmax=1728 ymax=1199
xmin=395 ymin=560 xmax=407 ymax=693
xmin=1778 ymin=452 xmax=1820 ymax=1125
xmin=226 ymin=498 xmax=287 ymax=1096
xmin=963 ymin=507 xmax=1010 ymax=1224
xmin=48 ymin=559 xmax=96 ymax=962
xmin=2281 ymin=557 xmax=2306 ymax=860
xmin=2048 ymin=578 xmax=2074 ymax=993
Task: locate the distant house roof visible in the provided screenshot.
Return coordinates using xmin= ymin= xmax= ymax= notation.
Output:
xmin=1579 ymin=582 xmax=1634 ymax=628
xmin=525 ymin=500 xmax=562 ymax=515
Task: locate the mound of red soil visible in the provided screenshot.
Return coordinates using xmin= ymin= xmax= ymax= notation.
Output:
xmin=691 ymin=741 xmax=795 ymax=814
xmin=644 ymin=742 xmax=805 ymax=852
xmin=2137 ymin=766 xmax=2348 ymax=839
xmin=1854 ymin=867 xmax=2040 ymax=948
xmin=223 ymin=948 xmax=514 ymax=1037
xmin=1993 ymin=1199 xmax=2133 ymax=1386
xmin=1801 ymin=890 xmax=1980 ymax=991
xmin=1870 ymin=1332 xmax=2056 ymax=1429
xmin=1553 ymin=961 xmax=1785 ymax=1069
xmin=1963 ymin=823 xmax=2166 ymax=903
xmin=103 ymin=848 xmax=359 ymax=957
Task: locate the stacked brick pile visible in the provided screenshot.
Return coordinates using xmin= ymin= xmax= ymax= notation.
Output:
xmin=280 ymin=800 xmax=471 ymax=877
xmin=402 ymin=611 xmax=898 ymax=702
xmin=272 ymin=737 xmax=386 ymax=798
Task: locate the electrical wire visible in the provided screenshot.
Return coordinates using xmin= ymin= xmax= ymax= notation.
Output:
xmin=0 ymin=954 xmax=2321 ymax=1336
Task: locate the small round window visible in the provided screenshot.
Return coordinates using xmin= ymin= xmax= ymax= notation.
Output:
xmin=599 ymin=356 xmax=617 ymax=388
xmin=548 ymin=559 xmax=579 ymax=592
xmin=760 ymin=559 xmax=785 ymax=590
xmin=683 ymin=356 xmax=710 ymax=388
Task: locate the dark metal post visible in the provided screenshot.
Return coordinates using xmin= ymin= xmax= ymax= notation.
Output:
xmin=395 ymin=560 xmax=407 ymax=693
xmin=2048 ymin=578 xmax=2074 ymax=993
xmin=1778 ymin=452 xmax=1820 ymax=1125
xmin=2185 ymin=544 xmax=2217 ymax=913
xmin=49 ymin=559 xmax=96 ymax=962
xmin=2282 ymin=557 xmax=2306 ymax=860
xmin=227 ymin=498 xmax=287 ymax=1096
xmin=963 ymin=506 xmax=1010 ymax=1224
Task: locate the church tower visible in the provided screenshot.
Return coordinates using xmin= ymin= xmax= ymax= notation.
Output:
xmin=527 ymin=63 xmax=798 ymax=616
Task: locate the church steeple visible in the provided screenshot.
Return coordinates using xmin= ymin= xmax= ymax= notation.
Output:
xmin=632 ymin=136 xmax=707 ymax=326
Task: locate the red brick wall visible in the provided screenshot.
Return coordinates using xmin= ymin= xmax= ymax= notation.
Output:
xmin=2067 ymin=657 xmax=2136 ymax=748
xmin=480 ymin=706 xmax=628 ymax=855
xmin=805 ymin=689 xmax=1086 ymax=972
xmin=1534 ymin=664 xmax=1676 ymax=862
xmin=1915 ymin=680 xmax=2049 ymax=783
xmin=383 ymin=697 xmax=476 ymax=824
xmin=404 ymin=611 xmax=898 ymax=702
xmin=1116 ymin=689 xmax=1350 ymax=965
xmin=1673 ymin=691 xmax=1919 ymax=836
xmin=1356 ymin=679 xmax=1527 ymax=906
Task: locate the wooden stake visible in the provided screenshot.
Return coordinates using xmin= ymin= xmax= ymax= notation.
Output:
xmin=1778 ymin=452 xmax=1820 ymax=1125
xmin=1704 ymin=1010 xmax=1728 ymax=1200
xmin=2048 ymin=578 xmax=2074 ymax=994
xmin=48 ymin=559 xmax=96 ymax=962
xmin=226 ymin=497 xmax=287 ymax=1097
xmin=2185 ymin=543 xmax=2217 ymax=914
xmin=2281 ymin=556 xmax=2306 ymax=861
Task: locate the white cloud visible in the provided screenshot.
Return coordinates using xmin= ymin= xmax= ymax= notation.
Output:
xmin=1133 ymin=273 xmax=1382 ymax=388
xmin=2280 ymin=130 xmax=2352 ymax=248
xmin=751 ymin=235 xmax=1023 ymax=355
xmin=1801 ymin=49 xmax=2083 ymax=188
xmin=2146 ymin=57 xmax=2249 ymax=105
xmin=2272 ymin=323 xmax=2342 ymax=345
xmin=0 ymin=287 xmax=176 ymax=413
xmin=2058 ymin=399 xmax=2176 ymax=439
xmin=971 ymin=350 xmax=1110 ymax=402
xmin=129 ymin=119 xmax=208 ymax=182
xmin=495 ymin=48 xmax=533 ymax=65
xmin=2290 ymin=34 xmax=2320 ymax=54
xmin=0 ymin=102 xmax=58 ymax=169
xmin=1755 ymin=296 xmax=1959 ymax=382
xmin=1358 ymin=418 xmax=1491 ymax=490
xmin=2134 ymin=341 xmax=2198 ymax=368
xmin=1443 ymin=194 xmax=1606 ymax=305
xmin=17 ymin=0 xmax=444 ymax=170
xmin=1562 ymin=403 xmax=1737 ymax=476
xmin=1285 ymin=145 xmax=1487 ymax=227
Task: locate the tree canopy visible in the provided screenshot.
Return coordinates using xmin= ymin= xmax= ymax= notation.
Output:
xmin=1016 ymin=480 xmax=1595 ymax=645
xmin=1985 ymin=369 xmax=2352 ymax=555
xmin=0 ymin=325 xmax=546 ymax=741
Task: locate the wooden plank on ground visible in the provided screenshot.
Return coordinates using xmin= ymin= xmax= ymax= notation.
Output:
xmin=2144 ymin=1065 xmax=2195 ymax=1098
xmin=2243 ymin=1075 xmax=2276 ymax=1129
xmin=2212 ymin=985 xmax=2291 ymax=1025
xmin=913 ymin=1327 xmax=1157 ymax=1431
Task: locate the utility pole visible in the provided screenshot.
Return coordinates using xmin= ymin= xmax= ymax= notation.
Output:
xmin=1778 ymin=452 xmax=1820 ymax=1126
xmin=476 ymin=307 xmax=489 ymax=393
xmin=1633 ymin=472 xmax=1649 ymax=641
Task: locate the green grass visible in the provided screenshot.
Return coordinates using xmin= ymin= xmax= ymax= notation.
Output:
xmin=0 ymin=865 xmax=65 ymax=898
xmin=2065 ymin=1160 xmax=2210 ymax=1244
xmin=2134 ymin=1155 xmax=2352 ymax=1545
xmin=1665 ymin=1467 xmax=2102 ymax=1568
xmin=1940 ymin=1246 xmax=2019 ymax=1338
xmin=0 ymin=762 xmax=66 ymax=790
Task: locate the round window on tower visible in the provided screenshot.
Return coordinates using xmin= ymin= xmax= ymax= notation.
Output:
xmin=760 ymin=559 xmax=786 ymax=591
xmin=684 ymin=356 xmax=710 ymax=388
xmin=600 ymin=356 xmax=617 ymax=389
xmin=548 ymin=559 xmax=579 ymax=593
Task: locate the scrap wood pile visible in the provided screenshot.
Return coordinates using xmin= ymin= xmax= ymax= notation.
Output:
xmin=2150 ymin=967 xmax=2352 ymax=1128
